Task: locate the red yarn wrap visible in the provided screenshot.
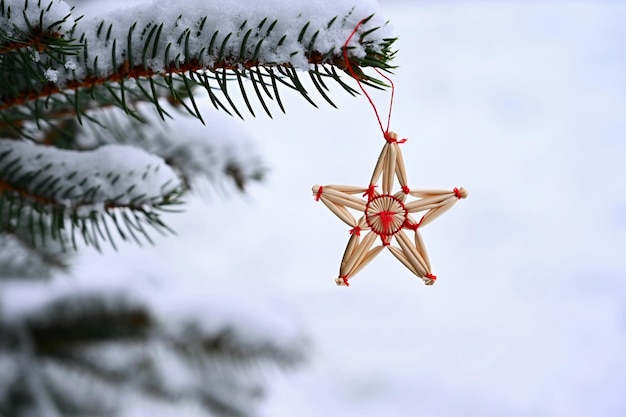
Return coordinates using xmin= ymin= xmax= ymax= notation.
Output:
xmin=403 ymin=220 xmax=419 ymax=231
xmin=385 ymin=132 xmax=408 ymax=144
xmin=363 ymin=184 xmax=377 ymax=200
xmin=315 ymin=186 xmax=324 ymax=201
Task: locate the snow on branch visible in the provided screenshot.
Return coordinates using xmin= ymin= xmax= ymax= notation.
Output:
xmin=0 ymin=0 xmax=76 ymax=38
xmin=0 ymin=139 xmax=180 ymax=207
xmin=0 ymin=0 xmax=395 ymax=122
xmin=0 ymin=283 xmax=308 ymax=416
xmin=0 ymin=139 xmax=183 ymax=250
xmin=0 ymin=227 xmax=68 ymax=280
xmin=76 ymin=104 xmax=267 ymax=193
xmin=71 ymin=0 xmax=390 ymax=78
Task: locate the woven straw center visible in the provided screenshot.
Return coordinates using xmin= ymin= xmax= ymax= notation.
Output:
xmin=365 ymin=194 xmax=407 ymax=236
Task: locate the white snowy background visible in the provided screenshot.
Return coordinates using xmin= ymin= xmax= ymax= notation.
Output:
xmin=59 ymin=0 xmax=626 ymax=416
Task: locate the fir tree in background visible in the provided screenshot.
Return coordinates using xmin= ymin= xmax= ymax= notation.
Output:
xmin=0 ymin=0 xmax=395 ymax=415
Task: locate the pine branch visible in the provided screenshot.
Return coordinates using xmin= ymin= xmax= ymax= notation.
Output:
xmin=0 ymin=224 xmax=69 ymax=280
xmin=165 ymin=322 xmax=306 ymax=370
xmin=0 ymin=139 xmax=184 ymax=250
xmin=22 ymin=295 xmax=152 ymax=355
xmin=0 ymin=288 xmax=307 ymax=417
xmin=0 ymin=1 xmax=396 ymax=131
xmin=75 ymin=105 xmax=268 ymax=193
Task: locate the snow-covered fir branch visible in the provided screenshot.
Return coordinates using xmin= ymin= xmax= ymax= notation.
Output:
xmin=0 ymin=282 xmax=308 ymax=417
xmin=0 ymin=139 xmax=180 ymax=208
xmin=60 ymin=0 xmax=388 ymax=79
xmin=0 ymin=0 xmax=394 ymax=120
xmin=0 ymin=139 xmax=184 ymax=250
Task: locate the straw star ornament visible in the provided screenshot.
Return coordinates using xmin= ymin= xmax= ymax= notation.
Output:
xmin=312 ymin=131 xmax=467 ymax=287
xmin=311 ymin=18 xmax=467 ymax=287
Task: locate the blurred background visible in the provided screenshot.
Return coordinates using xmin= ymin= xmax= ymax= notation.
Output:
xmin=4 ymin=0 xmax=626 ymax=416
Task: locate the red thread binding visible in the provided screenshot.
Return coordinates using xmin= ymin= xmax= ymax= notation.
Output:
xmin=315 ymin=186 xmax=324 ymax=201
xmin=426 ymin=273 xmax=437 ymax=282
xmin=403 ymin=220 xmax=419 ymax=231
xmin=453 ymin=187 xmax=462 ymax=199
xmin=362 ymin=184 xmax=377 ymax=200
xmin=340 ymin=275 xmax=350 ymax=286
xmin=349 ymin=226 xmax=361 ymax=236
xmin=384 ymin=132 xmax=407 ymax=144
xmin=406 ymin=215 xmax=425 ymax=231
xmin=378 ymin=211 xmax=395 ymax=234
xmin=402 ymin=185 xmax=410 ymax=194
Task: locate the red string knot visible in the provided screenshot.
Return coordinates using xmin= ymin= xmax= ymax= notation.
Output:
xmin=403 ymin=220 xmax=419 ymax=231
xmin=425 ymin=273 xmax=437 ymax=284
xmin=401 ymin=185 xmax=410 ymax=194
xmin=385 ymin=131 xmax=407 ymax=144
xmin=363 ymin=184 xmax=377 ymax=200
xmin=349 ymin=226 xmax=361 ymax=236
xmin=453 ymin=187 xmax=467 ymax=199
xmin=340 ymin=275 xmax=350 ymax=286
xmin=314 ymin=185 xmax=324 ymax=201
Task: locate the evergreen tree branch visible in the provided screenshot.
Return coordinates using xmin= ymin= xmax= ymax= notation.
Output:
xmin=0 ymin=288 xmax=307 ymax=417
xmin=0 ymin=139 xmax=184 ymax=250
xmin=23 ymin=295 xmax=152 ymax=355
xmin=0 ymin=226 xmax=68 ymax=279
xmin=0 ymin=1 xmax=396 ymax=129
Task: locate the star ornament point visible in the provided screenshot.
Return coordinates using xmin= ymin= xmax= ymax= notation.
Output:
xmin=312 ymin=131 xmax=467 ymax=287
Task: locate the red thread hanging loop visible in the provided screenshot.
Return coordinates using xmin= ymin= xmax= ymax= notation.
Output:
xmin=343 ymin=19 xmax=403 ymax=144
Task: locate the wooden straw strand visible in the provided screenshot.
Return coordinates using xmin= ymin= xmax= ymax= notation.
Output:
xmin=409 ymin=189 xmax=457 ymax=198
xmin=382 ymin=143 xmax=397 ymax=194
xmin=406 ymin=195 xmax=457 ymax=213
xmin=405 ymin=238 xmax=431 ymax=276
xmin=340 ymin=231 xmax=376 ymax=277
xmin=340 ymin=232 xmax=360 ymax=271
xmin=346 ymin=245 xmax=385 ymax=279
xmin=320 ymin=197 xmax=357 ymax=226
xmin=349 ymin=242 xmax=382 ymax=276
xmin=417 ymin=200 xmax=458 ymax=228
xmin=394 ymin=144 xmax=408 ymax=188
xmin=369 ymin=143 xmax=389 ymax=186
xmin=407 ymin=200 xmax=454 ymax=213
xmin=339 ymin=216 xmax=369 ymax=264
xmin=393 ymin=190 xmax=407 ymax=203
xmin=321 ymin=187 xmax=367 ymax=211
xmin=395 ymin=230 xmax=429 ymax=276
xmin=413 ymin=230 xmax=432 ymax=271
xmin=326 ymin=185 xmax=370 ymax=195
